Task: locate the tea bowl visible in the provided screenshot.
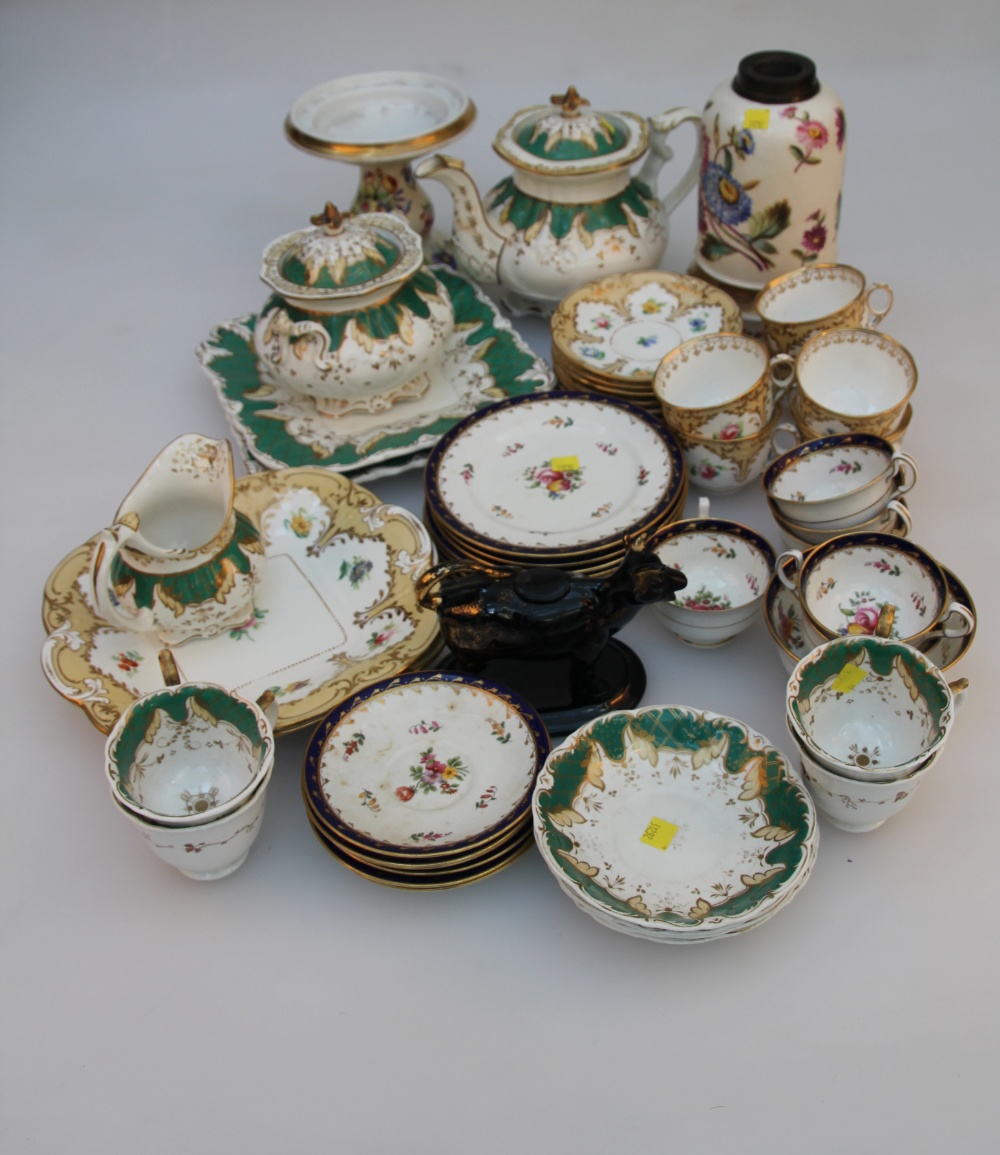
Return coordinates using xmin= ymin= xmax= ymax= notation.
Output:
xmin=111 ymin=759 xmax=273 ymax=880
xmin=785 ymin=633 xmax=966 ymax=781
xmin=646 ymin=514 xmax=775 ymax=646
xmin=763 ymin=432 xmax=917 ymax=525
xmin=788 ymin=726 xmax=939 ymax=834
xmin=105 ymin=681 xmax=276 ymax=827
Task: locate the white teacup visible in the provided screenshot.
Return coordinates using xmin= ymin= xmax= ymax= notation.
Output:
xmin=777 ymin=533 xmax=974 ymax=650
xmin=647 ymin=509 xmax=775 ymax=647
xmin=763 ymin=432 xmax=917 ymax=525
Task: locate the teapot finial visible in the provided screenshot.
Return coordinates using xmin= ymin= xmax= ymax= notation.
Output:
xmin=551 ymin=86 xmax=589 ymax=118
xmin=310 ymin=202 xmax=350 ymax=232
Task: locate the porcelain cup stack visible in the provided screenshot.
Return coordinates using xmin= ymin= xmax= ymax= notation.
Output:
xmin=422 ymin=392 xmax=687 ymax=577
xmin=652 ymin=333 xmax=793 ymax=492
xmin=785 ymin=634 xmax=968 ymax=832
xmin=104 ymin=674 xmax=277 ymax=880
xmin=763 ymin=432 xmax=918 ymax=549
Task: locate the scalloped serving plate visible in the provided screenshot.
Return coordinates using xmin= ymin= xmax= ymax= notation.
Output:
xmin=41 ymin=468 xmax=440 ymax=735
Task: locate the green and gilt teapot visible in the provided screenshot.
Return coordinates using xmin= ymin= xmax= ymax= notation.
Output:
xmin=415 ymin=86 xmax=700 ymax=313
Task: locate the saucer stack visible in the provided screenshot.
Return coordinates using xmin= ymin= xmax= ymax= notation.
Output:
xmin=533 ymin=705 xmax=819 ymax=942
xmin=423 ymin=393 xmax=687 ymax=577
xmin=550 ymin=270 xmax=743 ymax=414
xmin=302 ymin=671 xmax=550 ymax=889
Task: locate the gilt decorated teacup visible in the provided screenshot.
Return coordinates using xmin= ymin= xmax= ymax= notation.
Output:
xmin=653 ymin=333 xmax=791 ymax=439
xmin=784 ymin=328 xmax=917 ymax=439
xmin=755 ymin=263 xmax=893 ymax=355
xmin=776 ymin=532 xmax=975 ymax=650
xmin=763 ymin=432 xmax=917 ymax=525
xmin=673 ymin=408 xmax=784 ymax=493
xmin=646 ymin=515 xmax=775 ymax=646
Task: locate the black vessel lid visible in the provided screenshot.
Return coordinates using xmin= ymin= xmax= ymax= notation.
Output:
xmin=733 ymin=51 xmax=820 ymax=103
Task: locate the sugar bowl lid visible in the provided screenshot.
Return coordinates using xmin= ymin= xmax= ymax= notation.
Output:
xmin=260 ymin=203 xmax=424 ymax=309
xmin=493 ymin=86 xmax=649 ymax=176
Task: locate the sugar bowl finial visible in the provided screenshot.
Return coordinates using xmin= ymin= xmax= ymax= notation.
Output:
xmin=551 ymin=85 xmax=589 ymax=117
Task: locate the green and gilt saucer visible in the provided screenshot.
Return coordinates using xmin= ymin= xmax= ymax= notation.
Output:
xmin=198 ymin=266 xmax=553 ymax=481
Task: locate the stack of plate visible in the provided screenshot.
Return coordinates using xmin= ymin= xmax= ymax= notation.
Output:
xmin=423 ymin=393 xmax=687 ymax=577
xmin=533 ymin=705 xmax=819 ymax=942
xmin=303 ymin=670 xmax=550 ymax=889
xmin=550 ymin=270 xmax=743 ymax=414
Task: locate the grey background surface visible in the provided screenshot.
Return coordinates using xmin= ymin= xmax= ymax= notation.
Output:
xmin=3 ymin=2 xmax=998 ymax=1151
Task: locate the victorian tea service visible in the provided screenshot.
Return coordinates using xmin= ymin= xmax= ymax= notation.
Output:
xmin=41 ymin=54 xmax=978 ymax=939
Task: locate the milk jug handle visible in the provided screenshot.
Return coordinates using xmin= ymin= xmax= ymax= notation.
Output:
xmin=90 ymin=519 xmax=155 ymax=633
xmin=639 ymin=108 xmax=702 ymax=217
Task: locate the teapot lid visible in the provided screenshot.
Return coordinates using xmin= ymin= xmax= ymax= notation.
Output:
xmin=493 ymin=87 xmax=648 ymax=176
xmin=260 ymin=204 xmax=424 ymax=305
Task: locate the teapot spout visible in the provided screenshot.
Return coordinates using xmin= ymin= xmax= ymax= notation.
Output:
xmin=414 ymin=154 xmax=505 ymax=285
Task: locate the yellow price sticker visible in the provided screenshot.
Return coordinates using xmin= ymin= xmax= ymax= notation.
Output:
xmin=551 ymin=455 xmax=580 ymax=472
xmin=832 ymin=663 xmax=868 ymax=694
xmin=640 ymin=817 xmax=679 ymax=851
xmin=744 ymin=109 xmax=770 ymax=131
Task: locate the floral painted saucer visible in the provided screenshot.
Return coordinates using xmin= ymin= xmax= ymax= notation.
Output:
xmin=302 ymin=671 xmax=550 ymax=859
xmin=533 ymin=705 xmax=818 ymax=941
xmin=424 ymin=393 xmax=684 ymax=558
xmin=41 ymin=468 xmax=439 ymax=735
xmin=199 ymin=267 xmax=553 ymax=480
xmin=551 ymin=270 xmax=742 ymax=384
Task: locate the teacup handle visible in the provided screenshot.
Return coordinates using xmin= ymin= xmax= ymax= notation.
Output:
xmin=926 ymin=602 xmax=976 ymax=641
xmin=891 ymin=451 xmax=918 ymax=495
xmin=255 ymin=688 xmax=280 ymax=729
xmin=864 ymin=283 xmax=894 ymax=327
xmin=885 ymin=499 xmax=912 ymax=538
xmin=775 ymin=549 xmax=804 ymax=591
xmin=770 ymin=421 xmax=800 ymax=458
xmin=639 ymin=108 xmax=702 ymax=217
xmin=948 ymin=676 xmax=969 ymax=712
xmin=158 ymin=649 xmax=180 ymax=687
xmin=769 ymin=353 xmax=796 ymax=399
xmin=90 ymin=519 xmax=156 ymax=633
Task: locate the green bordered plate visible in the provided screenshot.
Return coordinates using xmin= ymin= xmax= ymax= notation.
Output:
xmin=198 ymin=266 xmax=553 ymax=479
xmin=533 ymin=705 xmax=817 ymax=936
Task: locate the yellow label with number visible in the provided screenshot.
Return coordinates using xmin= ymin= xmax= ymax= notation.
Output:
xmin=551 ymin=455 xmax=580 ymax=472
xmin=640 ymin=817 xmax=679 ymax=851
xmin=744 ymin=109 xmax=770 ymax=130
xmin=832 ymin=663 xmax=868 ymax=694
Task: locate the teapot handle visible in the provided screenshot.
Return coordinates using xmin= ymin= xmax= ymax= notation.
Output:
xmin=638 ymin=108 xmax=702 ymax=217
xmin=90 ymin=521 xmax=156 ymax=634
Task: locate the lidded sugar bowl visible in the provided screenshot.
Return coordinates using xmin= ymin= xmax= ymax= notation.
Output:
xmin=255 ymin=203 xmax=454 ymax=415
xmin=416 ymin=86 xmax=700 ymax=312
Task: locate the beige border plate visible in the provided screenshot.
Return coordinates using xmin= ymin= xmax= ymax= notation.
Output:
xmin=41 ymin=468 xmax=440 ymax=735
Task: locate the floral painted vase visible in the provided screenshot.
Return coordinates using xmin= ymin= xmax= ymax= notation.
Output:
xmin=696 ymin=51 xmax=846 ymax=292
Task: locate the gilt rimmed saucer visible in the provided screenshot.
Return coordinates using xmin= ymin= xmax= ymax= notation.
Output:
xmin=303 ymin=671 xmax=550 ymax=859
xmin=551 ymin=270 xmax=742 ymax=384
xmin=41 ymin=468 xmax=440 ymax=735
xmin=424 ymin=393 xmax=684 ymax=558
xmin=199 ymin=267 xmax=553 ymax=479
